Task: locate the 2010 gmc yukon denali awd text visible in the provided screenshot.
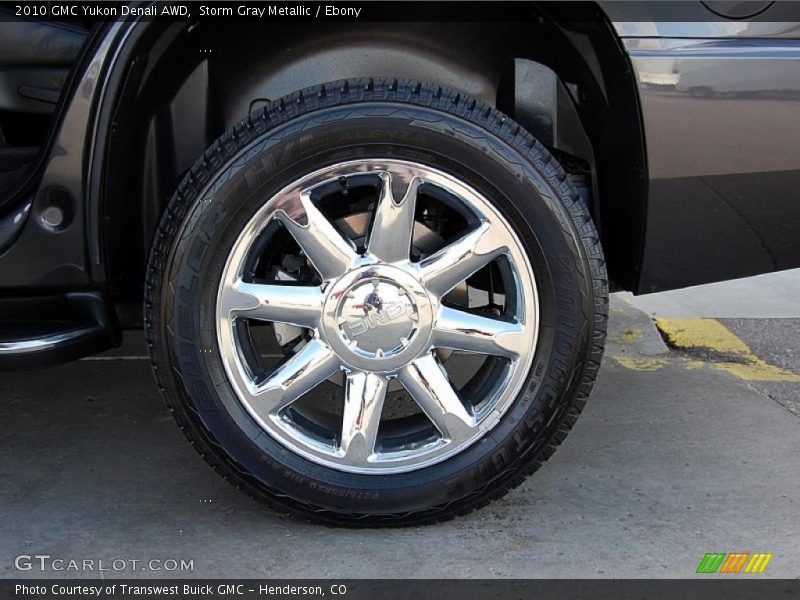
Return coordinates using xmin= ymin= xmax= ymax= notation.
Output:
xmin=0 ymin=1 xmax=798 ymax=525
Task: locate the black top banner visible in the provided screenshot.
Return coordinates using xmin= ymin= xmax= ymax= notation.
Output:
xmin=2 ymin=1 xmax=800 ymax=24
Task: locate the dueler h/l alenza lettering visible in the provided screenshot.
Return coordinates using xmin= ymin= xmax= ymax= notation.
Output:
xmin=0 ymin=2 xmax=798 ymax=524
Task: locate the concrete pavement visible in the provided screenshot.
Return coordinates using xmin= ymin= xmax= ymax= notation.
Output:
xmin=622 ymin=268 xmax=800 ymax=319
xmin=1 ymin=274 xmax=799 ymax=579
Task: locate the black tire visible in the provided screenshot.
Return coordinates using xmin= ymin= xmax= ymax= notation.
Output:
xmin=145 ymin=77 xmax=607 ymax=526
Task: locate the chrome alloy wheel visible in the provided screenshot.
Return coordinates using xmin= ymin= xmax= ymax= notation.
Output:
xmin=216 ymin=159 xmax=539 ymax=474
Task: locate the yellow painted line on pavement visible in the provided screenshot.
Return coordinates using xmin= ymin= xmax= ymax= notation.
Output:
xmin=655 ymin=318 xmax=750 ymax=355
xmin=713 ymin=360 xmax=800 ymax=382
xmin=653 ymin=318 xmax=800 ymax=383
xmin=613 ymin=357 xmax=669 ymax=371
xmin=615 ymin=327 xmax=644 ymax=344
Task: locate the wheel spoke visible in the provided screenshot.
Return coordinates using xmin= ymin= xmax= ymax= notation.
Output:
xmin=433 ymin=306 xmax=527 ymax=359
xmin=340 ymin=372 xmax=388 ymax=463
xmin=216 ymin=159 xmax=540 ymax=473
xmin=220 ymin=280 xmax=323 ymax=328
xmin=398 ymin=354 xmax=477 ymax=442
xmin=274 ymin=190 xmax=358 ymax=280
xmin=247 ymin=339 xmax=340 ymax=418
xmin=418 ymin=222 xmax=507 ymax=297
xmin=366 ymin=171 xmax=421 ymax=263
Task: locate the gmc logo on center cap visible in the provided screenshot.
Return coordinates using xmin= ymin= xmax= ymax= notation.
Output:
xmin=347 ymin=302 xmax=409 ymax=337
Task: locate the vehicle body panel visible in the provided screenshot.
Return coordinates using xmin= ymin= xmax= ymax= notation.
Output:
xmin=0 ymin=20 xmax=125 ymax=288
xmin=1 ymin=1 xmax=800 ymax=367
xmin=618 ymin=33 xmax=800 ymax=291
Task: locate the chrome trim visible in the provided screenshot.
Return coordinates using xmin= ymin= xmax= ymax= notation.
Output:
xmin=0 ymin=327 xmax=99 ymax=355
xmin=216 ymin=159 xmax=539 ymax=474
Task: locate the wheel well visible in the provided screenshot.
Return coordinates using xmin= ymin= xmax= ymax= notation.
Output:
xmin=100 ymin=3 xmax=646 ymax=312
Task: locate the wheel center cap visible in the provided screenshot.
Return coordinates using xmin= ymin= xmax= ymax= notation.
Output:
xmin=321 ymin=265 xmax=434 ymax=372
xmin=337 ymin=279 xmax=418 ymax=358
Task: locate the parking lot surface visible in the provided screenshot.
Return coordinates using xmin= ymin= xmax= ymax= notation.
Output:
xmin=1 ymin=272 xmax=798 ymax=579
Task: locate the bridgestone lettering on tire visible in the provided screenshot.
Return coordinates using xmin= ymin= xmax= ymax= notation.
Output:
xmin=144 ymin=78 xmax=608 ymax=526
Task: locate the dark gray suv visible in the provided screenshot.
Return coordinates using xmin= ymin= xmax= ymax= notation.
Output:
xmin=0 ymin=1 xmax=798 ymax=524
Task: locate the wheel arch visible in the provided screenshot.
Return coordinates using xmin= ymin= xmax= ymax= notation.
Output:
xmin=93 ymin=3 xmax=646 ymax=314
